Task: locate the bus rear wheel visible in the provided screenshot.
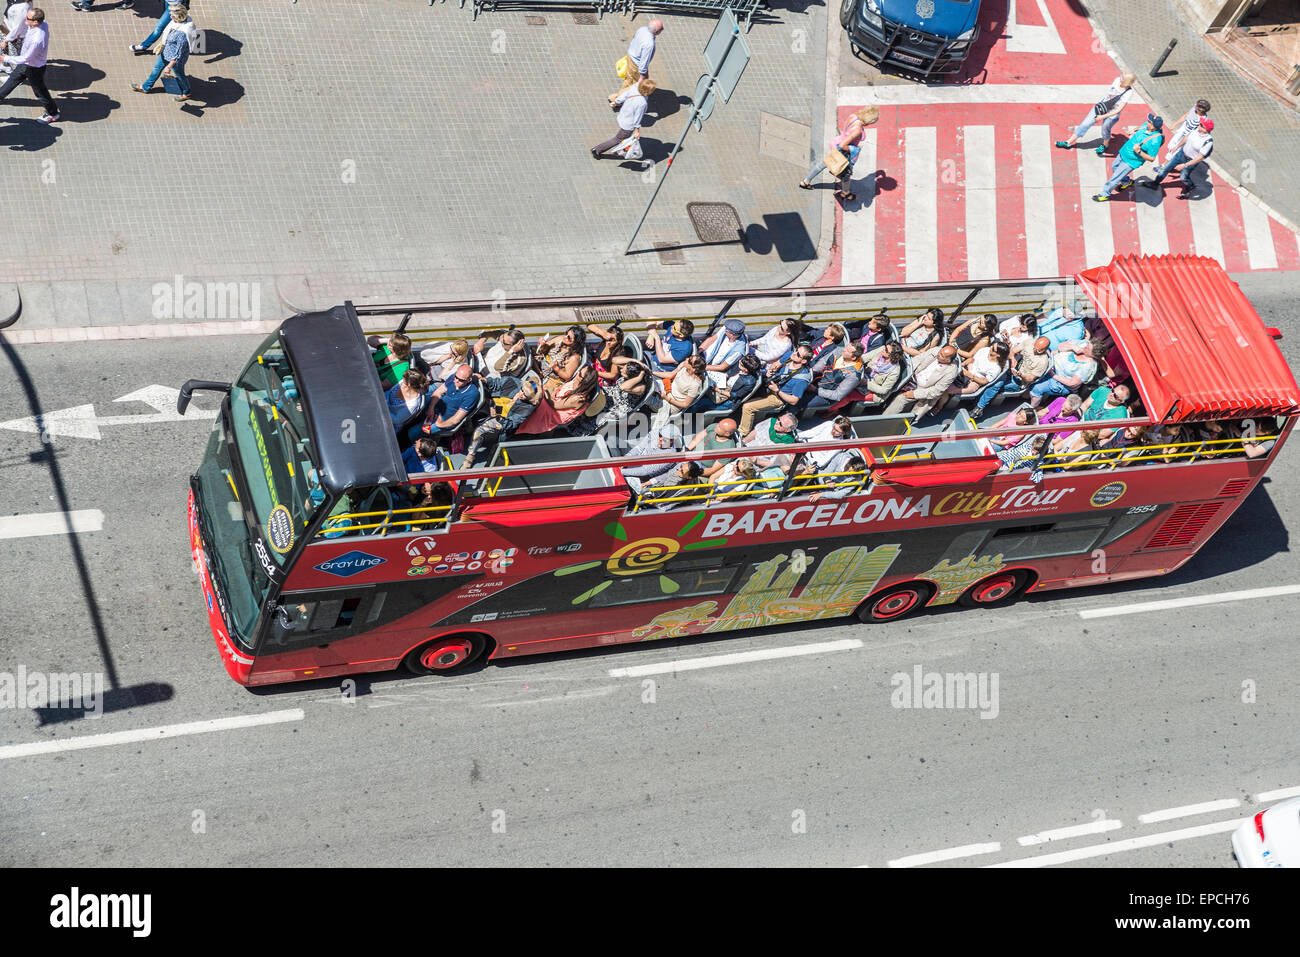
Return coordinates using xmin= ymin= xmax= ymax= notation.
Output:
xmin=403 ymin=633 xmax=487 ymax=676
xmin=959 ymin=570 xmax=1032 ymax=609
xmin=857 ymin=583 xmax=933 ymax=623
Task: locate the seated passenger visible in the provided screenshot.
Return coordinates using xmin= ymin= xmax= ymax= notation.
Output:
xmin=645 ymin=318 xmax=696 ymax=375
xmin=403 ymin=436 xmax=442 ymax=475
xmin=639 ymin=461 xmax=705 ymax=508
xmin=1029 ymin=340 xmax=1097 ymax=408
xmin=1190 ymin=419 xmax=1239 ymax=460
xmin=536 ymin=325 xmax=587 ymax=384
xmin=697 ymin=319 xmax=750 ymax=390
xmin=804 ymin=342 xmax=866 ymax=414
xmin=651 ymin=355 xmax=709 ymax=429
xmin=752 ymin=317 xmax=798 ymax=365
xmin=1081 ymin=382 xmax=1131 ymax=422
xmin=1241 ymin=418 xmax=1277 ymax=460
xmin=973 ymin=336 xmax=1051 ymax=420
xmin=738 ymin=345 xmax=814 ymax=432
xmin=997 ymin=434 xmax=1049 ymax=472
xmin=621 ymin=424 xmax=685 ymax=491
xmin=1103 ymin=425 xmax=1151 ymax=466
xmin=386 ymin=369 xmax=430 ymax=428
xmin=984 ymin=404 xmax=1037 ymax=449
xmin=1046 ymin=428 xmax=1102 ymax=470
xmin=898 ymin=307 xmax=946 ymax=357
xmin=951 ymin=313 xmax=998 ymax=361
xmin=711 ymin=353 xmax=763 ymax=413
xmin=1039 ymin=392 xmax=1084 ymax=441
xmin=710 ymin=456 xmax=759 ymax=499
xmin=370 ymin=332 xmax=413 ymax=390
xmin=517 ymin=366 xmax=600 ymax=436
xmin=460 ymin=378 xmax=543 ymax=470
xmin=996 ymin=313 xmax=1038 ymax=352
xmin=809 ymin=323 xmax=847 ymax=376
xmin=807 ymin=454 xmax=869 ymax=503
xmin=421 ymin=338 xmax=471 ymax=384
xmin=1039 ymin=302 xmax=1088 ymax=350
xmin=936 ymin=340 xmax=1011 ymax=414
xmin=409 ymin=364 xmax=480 ymax=443
xmin=883 ymin=345 xmax=961 ymax=419
xmin=743 ymin=412 xmax=800 ymax=457
xmin=686 ymin=417 xmax=740 ymax=479
xmin=797 ymin=415 xmax=854 ymax=469
xmin=474 ymin=328 xmax=531 ymax=379
xmin=585 ymin=323 xmax=629 ymax=381
xmin=594 ymin=357 xmax=652 ymax=430
xmin=856 ymin=314 xmax=892 ymax=354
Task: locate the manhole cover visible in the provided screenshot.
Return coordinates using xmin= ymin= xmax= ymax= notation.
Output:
xmin=525 ymin=15 xmax=546 ymax=25
xmin=654 ymin=243 xmax=685 ymax=265
xmin=687 ymin=202 xmax=743 ymax=244
xmin=573 ymin=12 xmax=598 ymax=25
xmin=575 ymin=305 xmax=639 ymax=325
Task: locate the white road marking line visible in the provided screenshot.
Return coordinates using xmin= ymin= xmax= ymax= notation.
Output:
xmin=1133 ymin=190 xmax=1170 ymax=255
xmin=1139 ymin=798 xmax=1240 ymax=824
xmin=1005 ymin=0 xmax=1067 ymax=54
xmin=888 ymin=842 xmax=1002 ymax=868
xmin=1186 ymin=183 xmax=1225 ymax=265
xmin=842 ymin=129 xmax=877 ymax=285
xmin=1257 ymin=785 xmax=1300 ymax=803
xmin=0 ymin=709 xmax=305 ymax=761
xmin=963 ymin=125 xmax=999 ymax=280
xmin=1017 ymin=819 xmax=1123 ymax=846
xmin=606 ymin=639 xmax=863 ymax=678
xmin=1237 ymin=191 xmax=1279 ymax=270
xmin=987 ymin=818 xmax=1243 ymax=867
xmin=839 ymin=85 xmax=1147 ymax=107
xmin=1076 ymin=148 xmax=1114 ymax=267
xmin=0 ymin=509 xmax=104 ymax=540
xmin=904 ymin=126 xmax=938 ymax=283
xmin=1078 ymin=584 xmax=1300 ymax=619
xmin=1021 ymin=125 xmax=1059 ymax=278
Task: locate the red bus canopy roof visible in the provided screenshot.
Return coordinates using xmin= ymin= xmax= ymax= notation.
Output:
xmin=1076 ymin=255 xmax=1300 ymax=423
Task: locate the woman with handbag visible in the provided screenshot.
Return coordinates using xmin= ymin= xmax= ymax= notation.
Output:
xmin=799 ymin=106 xmax=878 ymax=202
xmin=129 ymin=5 xmax=196 ymax=102
xmin=593 ymin=79 xmax=655 ymax=159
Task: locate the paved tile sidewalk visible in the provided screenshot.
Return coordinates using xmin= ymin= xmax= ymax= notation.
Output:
xmin=1 ymin=1 xmax=828 ymax=329
xmin=1085 ymin=0 xmax=1300 ymax=231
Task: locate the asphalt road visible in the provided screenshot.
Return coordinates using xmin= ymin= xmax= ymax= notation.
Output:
xmin=2 ymin=272 xmax=1297 ymax=868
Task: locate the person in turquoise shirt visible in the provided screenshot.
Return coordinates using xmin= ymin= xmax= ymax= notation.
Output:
xmin=1082 ymin=383 xmax=1131 ymax=421
xmin=1093 ymin=114 xmax=1163 ymax=202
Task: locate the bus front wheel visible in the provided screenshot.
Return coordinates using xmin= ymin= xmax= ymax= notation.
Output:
xmin=958 ymin=570 xmax=1032 ymax=609
xmin=403 ymin=633 xmax=488 ymax=676
xmin=856 ymin=583 xmax=934 ymax=623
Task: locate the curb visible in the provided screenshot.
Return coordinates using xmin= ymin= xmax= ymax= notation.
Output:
xmin=1086 ymin=13 xmax=1300 ymax=239
xmin=789 ymin=6 xmax=840 ymax=290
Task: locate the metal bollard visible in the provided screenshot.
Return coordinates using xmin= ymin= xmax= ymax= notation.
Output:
xmin=1150 ymin=39 xmax=1177 ymax=77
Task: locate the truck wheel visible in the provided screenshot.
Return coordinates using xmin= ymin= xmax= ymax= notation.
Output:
xmin=403 ymin=633 xmax=488 ymax=675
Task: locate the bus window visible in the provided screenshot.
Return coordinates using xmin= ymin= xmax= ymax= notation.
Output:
xmin=983 ymin=517 xmax=1111 ymax=561
xmin=587 ymin=556 xmax=744 ymax=609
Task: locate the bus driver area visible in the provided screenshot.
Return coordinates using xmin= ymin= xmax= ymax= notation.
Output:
xmin=184 ymin=254 xmax=1300 ymax=685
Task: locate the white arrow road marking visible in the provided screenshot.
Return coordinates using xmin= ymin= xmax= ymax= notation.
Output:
xmin=0 ymin=385 xmax=214 ymax=440
xmin=0 ymin=510 xmax=104 ymax=540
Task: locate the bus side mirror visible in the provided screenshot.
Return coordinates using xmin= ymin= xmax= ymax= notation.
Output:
xmin=178 ymin=379 xmax=232 ymax=415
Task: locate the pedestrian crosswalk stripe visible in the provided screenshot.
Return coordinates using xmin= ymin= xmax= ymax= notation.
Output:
xmin=964 ymin=125 xmax=1000 ymax=281
xmin=1021 ymin=125 xmax=1059 ymax=278
xmin=1133 ymin=188 xmax=1170 ymax=256
xmin=842 ymin=130 xmax=877 ymax=286
xmin=904 ymin=126 xmax=938 ymax=283
xmin=1238 ymin=191 xmax=1279 ymax=271
xmin=1076 ymin=148 xmax=1114 ymax=268
xmin=1186 ymin=180 xmax=1225 ymax=264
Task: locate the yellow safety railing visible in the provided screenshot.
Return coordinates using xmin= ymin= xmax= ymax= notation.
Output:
xmin=1038 ymin=434 xmax=1277 ymax=472
xmin=630 ymin=465 xmax=868 ymax=512
xmin=318 ymin=504 xmax=452 ymax=536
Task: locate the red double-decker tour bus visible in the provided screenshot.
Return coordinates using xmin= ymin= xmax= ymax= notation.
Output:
xmin=183 ymin=255 xmax=1298 ymax=686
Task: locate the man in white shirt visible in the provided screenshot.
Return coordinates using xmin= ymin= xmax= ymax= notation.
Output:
xmin=0 ymin=6 xmax=58 ymax=123
xmin=627 ymin=20 xmax=662 ymax=78
xmin=1163 ymin=98 xmax=1210 ymax=155
xmin=697 ymin=319 xmax=749 ymax=389
xmin=885 ymin=345 xmax=961 ymax=418
xmin=592 ymin=78 xmax=654 ymax=158
xmin=1151 ymin=117 xmax=1213 ymax=199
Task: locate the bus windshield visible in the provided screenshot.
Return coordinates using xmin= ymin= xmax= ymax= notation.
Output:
xmin=228 ymin=332 xmax=325 ymax=563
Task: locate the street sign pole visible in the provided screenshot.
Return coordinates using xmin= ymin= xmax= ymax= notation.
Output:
xmin=624 ymin=10 xmax=750 ymax=255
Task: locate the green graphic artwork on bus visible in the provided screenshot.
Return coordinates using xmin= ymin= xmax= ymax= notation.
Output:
xmin=551 ymin=511 xmax=729 ymax=605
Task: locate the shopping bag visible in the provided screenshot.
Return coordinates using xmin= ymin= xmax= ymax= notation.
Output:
xmin=614 ymin=136 xmax=643 ymax=161
xmin=615 ymin=56 xmax=631 ymax=80
xmin=823 ymin=147 xmax=850 ymax=176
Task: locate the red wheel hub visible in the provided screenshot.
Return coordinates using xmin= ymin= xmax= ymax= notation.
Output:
xmin=420 ymin=639 xmax=474 ymax=670
xmin=874 ymin=589 xmax=920 ymax=619
xmin=973 ymin=575 xmax=1018 ymax=604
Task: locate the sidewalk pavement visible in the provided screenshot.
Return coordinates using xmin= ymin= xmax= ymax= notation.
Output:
xmin=1085 ymin=0 xmax=1300 ymax=232
xmin=1 ymin=1 xmax=829 ymax=335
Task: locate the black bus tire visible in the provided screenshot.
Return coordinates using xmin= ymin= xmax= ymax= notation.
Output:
xmin=958 ymin=570 xmax=1033 ymax=609
xmin=856 ymin=583 xmax=935 ymax=623
xmin=403 ymin=632 xmax=489 ymax=676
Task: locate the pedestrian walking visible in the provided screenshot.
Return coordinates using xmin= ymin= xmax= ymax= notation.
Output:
xmin=1055 ymin=72 xmax=1136 ymax=155
xmin=0 ymin=6 xmax=60 ymax=124
xmin=129 ymin=0 xmax=189 ymax=54
xmin=1151 ymin=117 xmax=1213 ymax=199
xmin=1092 ymin=113 xmax=1163 ymax=203
xmin=799 ymin=106 xmax=878 ymax=202
xmin=2 ymin=2 xmax=30 ymax=63
xmin=1162 ymin=98 xmax=1210 ymax=156
xmin=592 ymin=77 xmax=654 ymax=159
xmin=609 ymin=18 xmax=662 ymax=102
xmin=129 ymin=4 xmax=195 ymax=101
xmin=70 ymin=0 xmax=133 ymax=11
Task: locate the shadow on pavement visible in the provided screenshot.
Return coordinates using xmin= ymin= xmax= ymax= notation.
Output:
xmin=54 ymin=92 xmax=118 ymax=124
xmin=0 ymin=117 xmax=60 ymax=151
xmin=199 ymin=31 xmax=244 ymax=67
xmin=185 ymin=74 xmax=245 ymax=110
xmin=45 ymin=59 xmax=107 ymax=92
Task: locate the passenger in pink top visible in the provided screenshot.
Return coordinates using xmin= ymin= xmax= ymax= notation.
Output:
xmin=517 ymin=367 xmax=600 ymax=436
xmin=799 ymin=106 xmax=878 ymax=202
